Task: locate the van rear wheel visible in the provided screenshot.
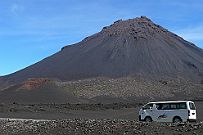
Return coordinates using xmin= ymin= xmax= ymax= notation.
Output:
xmin=173 ymin=117 xmax=182 ymax=123
xmin=145 ymin=117 xmax=152 ymax=122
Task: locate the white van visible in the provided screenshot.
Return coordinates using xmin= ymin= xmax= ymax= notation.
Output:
xmin=139 ymin=101 xmax=196 ymax=123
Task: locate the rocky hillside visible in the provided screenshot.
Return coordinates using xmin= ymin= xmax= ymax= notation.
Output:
xmin=0 ymin=77 xmax=202 ymax=103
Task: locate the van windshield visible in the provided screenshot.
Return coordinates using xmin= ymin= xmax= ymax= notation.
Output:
xmin=189 ymin=102 xmax=196 ymax=110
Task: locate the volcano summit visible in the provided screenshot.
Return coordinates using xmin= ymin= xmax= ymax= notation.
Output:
xmin=0 ymin=16 xmax=203 ymax=88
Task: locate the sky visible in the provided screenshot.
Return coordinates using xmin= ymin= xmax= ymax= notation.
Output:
xmin=0 ymin=0 xmax=203 ymax=76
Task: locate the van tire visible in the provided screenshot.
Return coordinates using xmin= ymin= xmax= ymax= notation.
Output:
xmin=145 ymin=116 xmax=152 ymax=122
xmin=173 ymin=116 xmax=182 ymax=123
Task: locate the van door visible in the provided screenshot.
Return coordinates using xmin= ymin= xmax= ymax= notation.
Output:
xmin=142 ymin=103 xmax=154 ymax=120
xmin=154 ymin=103 xmax=171 ymax=122
xmin=188 ymin=102 xmax=196 ymax=120
xmin=145 ymin=104 xmax=167 ymax=122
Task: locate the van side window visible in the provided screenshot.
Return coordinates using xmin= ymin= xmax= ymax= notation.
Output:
xmin=156 ymin=102 xmax=187 ymax=110
xmin=156 ymin=103 xmax=170 ymax=110
xmin=179 ymin=103 xmax=187 ymax=109
xmin=170 ymin=103 xmax=177 ymax=109
xmin=170 ymin=103 xmax=187 ymax=109
xmin=156 ymin=103 xmax=162 ymax=110
xmin=143 ymin=103 xmax=153 ymax=110
xmin=162 ymin=103 xmax=170 ymax=110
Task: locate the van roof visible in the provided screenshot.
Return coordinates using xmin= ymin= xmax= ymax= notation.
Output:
xmin=148 ymin=101 xmax=193 ymax=104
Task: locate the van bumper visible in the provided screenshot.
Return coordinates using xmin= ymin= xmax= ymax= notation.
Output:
xmin=187 ymin=119 xmax=196 ymax=122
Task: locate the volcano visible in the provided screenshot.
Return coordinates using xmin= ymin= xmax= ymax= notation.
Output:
xmin=1 ymin=16 xmax=203 ymax=88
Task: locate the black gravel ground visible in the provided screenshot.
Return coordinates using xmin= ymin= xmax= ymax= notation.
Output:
xmin=0 ymin=119 xmax=202 ymax=135
xmin=0 ymin=102 xmax=203 ymax=135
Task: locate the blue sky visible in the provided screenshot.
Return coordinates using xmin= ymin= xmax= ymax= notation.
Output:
xmin=0 ymin=0 xmax=203 ymax=76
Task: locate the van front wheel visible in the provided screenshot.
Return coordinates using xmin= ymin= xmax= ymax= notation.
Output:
xmin=145 ymin=117 xmax=152 ymax=122
xmin=173 ymin=117 xmax=182 ymax=123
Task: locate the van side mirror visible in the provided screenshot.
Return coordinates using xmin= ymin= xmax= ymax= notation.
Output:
xmin=150 ymin=107 xmax=153 ymax=111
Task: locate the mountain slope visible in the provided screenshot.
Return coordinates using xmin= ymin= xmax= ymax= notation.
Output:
xmin=1 ymin=16 xmax=203 ymax=87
